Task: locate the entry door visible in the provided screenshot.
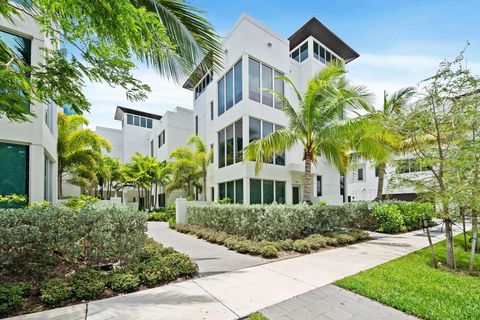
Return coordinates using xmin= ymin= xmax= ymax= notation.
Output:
xmin=292 ymin=186 xmax=300 ymax=204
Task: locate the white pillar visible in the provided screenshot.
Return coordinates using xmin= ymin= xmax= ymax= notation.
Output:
xmin=176 ymin=198 xmax=188 ymax=224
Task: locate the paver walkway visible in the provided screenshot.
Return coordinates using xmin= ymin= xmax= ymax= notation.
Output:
xmin=147 ymin=222 xmax=265 ymax=276
xmin=260 ymin=285 xmax=418 ymax=320
xmin=10 ymin=223 xmax=463 ymax=320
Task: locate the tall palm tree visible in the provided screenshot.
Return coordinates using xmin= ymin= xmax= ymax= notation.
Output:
xmin=360 ymin=87 xmax=415 ymax=200
xmin=168 ymin=147 xmax=202 ymax=198
xmin=57 ymin=113 xmax=111 ymax=198
xmin=244 ymin=61 xmax=372 ymax=203
xmin=187 ymin=135 xmax=213 ymax=200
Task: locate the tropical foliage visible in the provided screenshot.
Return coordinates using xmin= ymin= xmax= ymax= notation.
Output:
xmin=0 ymin=0 xmax=220 ymax=121
xmin=244 ymin=60 xmax=373 ymax=203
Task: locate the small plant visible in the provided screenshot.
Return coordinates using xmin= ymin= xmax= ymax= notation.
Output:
xmin=260 ymin=245 xmax=279 ymax=258
xmin=70 ymin=268 xmax=106 ymax=299
xmin=0 ymin=282 xmax=31 ymax=315
xmin=372 ymin=204 xmax=406 ymax=233
xmin=279 ymin=239 xmax=294 ymax=250
xmin=64 ymin=195 xmax=99 ymax=209
xmin=304 ymin=234 xmax=328 ymax=250
xmin=218 ymin=197 xmax=232 ymax=204
xmin=248 ymin=312 xmax=269 ymax=320
xmin=292 ymin=240 xmax=311 ymax=253
xmin=109 ymin=273 xmax=140 ymax=293
xmin=40 ymin=278 xmax=72 ymax=306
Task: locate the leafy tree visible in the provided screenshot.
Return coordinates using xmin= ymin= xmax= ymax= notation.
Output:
xmin=57 ymin=113 xmax=111 ymax=198
xmin=187 ymin=135 xmax=213 ymax=201
xmin=244 ymin=61 xmax=372 ymax=203
xmin=0 ymin=0 xmax=221 ymax=121
xmin=122 ymin=153 xmax=158 ymax=210
xmin=168 ymin=147 xmax=202 ymax=198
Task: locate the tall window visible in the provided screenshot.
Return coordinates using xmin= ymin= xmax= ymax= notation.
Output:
xmin=316 ymin=176 xmax=322 ymax=197
xmin=290 ymin=40 xmax=308 ymax=62
xmin=44 ymin=154 xmax=53 ymax=201
xmin=218 ymin=59 xmax=242 ymax=116
xmin=249 ymin=179 xmax=285 ymax=204
xmin=0 ymin=142 xmax=29 ymax=204
xmin=210 ymin=101 xmax=214 ymax=120
xmin=195 ymin=115 xmax=198 ymax=135
xmin=312 ymin=40 xmax=339 ymax=64
xmin=218 ymin=179 xmax=243 ymax=203
xmin=249 ymin=57 xmax=284 ymax=107
xmin=357 ymin=168 xmax=364 ymax=181
xmin=218 ymin=119 xmax=242 ymax=168
xmin=340 ymin=174 xmax=345 ymax=202
xmin=158 ymin=130 xmax=165 ymax=148
xmin=249 ymin=117 xmax=285 ymax=166
xmin=150 ymin=140 xmax=154 ymax=157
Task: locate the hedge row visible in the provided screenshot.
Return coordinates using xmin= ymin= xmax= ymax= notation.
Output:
xmin=171 ymin=223 xmax=369 ymax=258
xmin=0 ymin=204 xmax=147 ymax=280
xmin=186 ymin=201 xmax=434 ymax=240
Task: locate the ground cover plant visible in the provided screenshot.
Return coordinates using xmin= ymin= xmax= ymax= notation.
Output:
xmin=335 ymin=230 xmax=480 ymax=320
xmin=171 ymin=223 xmax=369 ymax=259
xmin=0 ymin=205 xmax=197 ymax=317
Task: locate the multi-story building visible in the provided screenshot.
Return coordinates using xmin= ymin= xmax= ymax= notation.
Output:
xmin=0 ymin=9 xmax=58 ymax=204
xmin=184 ymin=13 xmax=359 ymax=204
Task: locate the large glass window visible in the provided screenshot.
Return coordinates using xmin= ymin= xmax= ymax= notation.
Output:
xmin=127 ymin=114 xmax=133 ymax=125
xmin=0 ymin=142 xmax=29 ymax=201
xmin=225 ymin=68 xmax=234 ymax=110
xmin=234 ymin=60 xmax=242 ymax=104
xmin=226 ymin=124 xmax=234 ymax=166
xmin=261 ymin=64 xmax=273 ymax=107
xmin=44 ymin=154 xmax=53 ymax=202
xmin=218 ymin=130 xmax=225 ymax=168
xmin=248 ymin=58 xmax=261 ymax=102
xmin=317 ymin=176 xmax=322 ymax=197
xmin=0 ymin=29 xmax=31 ymax=65
xmin=250 ymin=179 xmax=262 ymax=204
xmin=195 ymin=115 xmax=198 ymax=135
xmin=218 ymin=179 xmax=243 ymax=203
xmin=133 ymin=116 xmax=140 ymax=126
xmin=299 ymin=42 xmax=308 ymax=62
xmin=275 ymin=181 xmax=286 ymax=204
xmin=158 ymin=130 xmax=165 ymax=148
xmin=274 ymin=71 xmax=284 ymax=109
xmin=249 ymin=118 xmax=261 ymax=143
xmin=263 ymin=180 xmax=274 ymax=204
xmin=210 ymin=101 xmax=214 ymax=120
xmin=262 ymin=121 xmax=273 ymax=164
xmin=249 ymin=118 xmax=285 ymax=166
xmin=313 ymin=42 xmax=320 ymax=60
xmin=235 ymin=120 xmax=243 ymax=163
xmin=275 ymin=124 xmax=285 ymax=165
xmin=218 ymin=119 xmax=243 ymax=168
xmin=218 ymin=77 xmax=225 ymax=116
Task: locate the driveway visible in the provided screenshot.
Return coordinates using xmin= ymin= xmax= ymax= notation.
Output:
xmin=147 ymin=222 xmax=266 ymax=276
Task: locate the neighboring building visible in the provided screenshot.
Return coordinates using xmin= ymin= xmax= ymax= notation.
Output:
xmin=0 ymin=11 xmax=58 ymax=204
xmin=346 ymin=158 xmax=428 ymax=202
xmin=184 ymin=13 xmax=359 ymax=204
xmin=95 ymin=106 xmax=193 ymax=205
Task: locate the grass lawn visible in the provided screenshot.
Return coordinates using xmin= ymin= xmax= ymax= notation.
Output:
xmin=335 ymin=230 xmax=480 ymax=320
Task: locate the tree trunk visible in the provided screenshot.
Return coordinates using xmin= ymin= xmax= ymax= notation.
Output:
xmin=155 ymin=183 xmax=158 ymax=210
xmin=203 ymin=175 xmax=207 ymax=201
xmin=460 ymin=207 xmax=467 ymax=251
xmin=444 ymin=217 xmax=456 ymax=269
xmin=303 ymin=155 xmax=312 ymax=204
xmin=469 ymin=212 xmax=478 ymax=272
xmin=375 ymin=164 xmax=385 ymax=201
xmin=57 ymin=172 xmax=63 ymax=199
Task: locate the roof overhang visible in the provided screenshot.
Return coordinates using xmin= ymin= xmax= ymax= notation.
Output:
xmin=288 ymin=17 xmax=359 ymax=63
xmin=114 ymin=106 xmax=162 ymax=121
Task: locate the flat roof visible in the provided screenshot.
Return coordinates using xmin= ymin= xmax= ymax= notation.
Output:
xmin=288 ymin=17 xmax=359 ymax=63
xmin=114 ymin=106 xmax=162 ymax=121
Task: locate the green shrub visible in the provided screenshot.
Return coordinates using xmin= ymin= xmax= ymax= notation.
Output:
xmin=148 ymin=211 xmax=175 ymax=222
xmin=325 ymin=236 xmax=338 ymax=246
xmin=279 ymin=239 xmax=294 ymax=251
xmin=342 ymin=202 xmax=378 ymax=231
xmin=138 ymin=253 xmax=197 ymax=285
xmin=397 ymin=202 xmax=434 ymax=231
xmin=139 ymin=261 xmax=175 ymax=285
xmin=0 ymin=205 xmax=147 ymax=278
xmin=162 ymin=253 xmax=198 ymax=278
xmin=260 ymin=245 xmax=279 ymax=258
xmin=348 ymin=229 xmax=370 ymax=241
xmin=304 ymin=234 xmax=328 ymax=250
xmin=332 ymin=233 xmax=357 ymax=245
xmin=292 ymin=240 xmax=311 ymax=253
xmin=0 ymin=282 xmax=31 ymax=314
xmin=71 ymin=268 xmax=106 ymax=299
xmin=64 ymin=195 xmax=98 ymax=208
xmin=40 ymin=278 xmax=72 ymax=306
xmin=109 ymin=273 xmax=140 ymax=293
xmin=372 ymin=204 xmax=406 ymax=233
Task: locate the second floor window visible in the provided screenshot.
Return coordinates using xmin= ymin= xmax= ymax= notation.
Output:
xmin=248 ymin=57 xmax=284 ymax=108
xmin=249 ymin=117 xmax=285 ymax=166
xmin=218 ymin=119 xmax=242 ymax=168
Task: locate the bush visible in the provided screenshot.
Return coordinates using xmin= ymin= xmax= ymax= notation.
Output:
xmin=397 ymin=202 xmax=434 ymax=231
xmin=331 ymin=233 xmax=357 ymax=245
xmin=162 ymin=253 xmax=198 ymax=278
xmin=260 ymin=245 xmax=279 ymax=258
xmin=292 ymin=240 xmax=311 ymax=253
xmin=372 ymin=204 xmax=406 ymax=233
xmin=343 ymin=202 xmax=378 ymax=231
xmin=279 ymin=239 xmax=294 ymax=251
xmin=40 ymin=278 xmax=72 ymax=306
xmin=71 ymin=268 xmax=106 ymax=299
xmin=109 ymin=273 xmax=140 ymax=293
xmin=304 ymin=234 xmax=328 ymax=250
xmin=148 ymin=211 xmax=175 ymax=222
xmin=64 ymin=195 xmax=98 ymax=209
xmin=0 ymin=282 xmax=31 ymax=314
xmin=0 ymin=205 xmax=147 ymax=279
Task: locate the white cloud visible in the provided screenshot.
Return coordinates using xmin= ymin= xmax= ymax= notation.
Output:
xmin=83 ymin=66 xmax=193 ymax=130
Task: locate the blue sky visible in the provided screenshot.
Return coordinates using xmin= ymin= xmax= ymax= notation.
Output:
xmin=84 ymin=0 xmax=480 ymax=129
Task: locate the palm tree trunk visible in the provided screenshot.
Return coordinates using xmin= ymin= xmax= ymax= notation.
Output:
xmin=469 ymin=212 xmax=478 ymax=272
xmin=375 ymin=164 xmax=385 ymax=201
xmin=57 ymin=172 xmax=63 ymax=199
xmin=303 ymin=155 xmax=312 ymax=204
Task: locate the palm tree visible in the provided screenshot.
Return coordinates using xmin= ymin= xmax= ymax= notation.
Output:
xmin=187 ymin=135 xmax=213 ymax=200
xmin=152 ymin=160 xmax=171 ymax=208
xmin=57 ymin=113 xmax=111 ymax=198
xmin=122 ymin=153 xmax=159 ymax=210
xmin=168 ymin=147 xmax=202 ymax=198
xmin=359 ymin=87 xmax=415 ymax=200
xmin=244 ymin=61 xmax=372 ymax=203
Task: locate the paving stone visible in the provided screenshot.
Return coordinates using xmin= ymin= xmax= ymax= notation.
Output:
xmin=322 ymin=307 xmax=354 ymax=320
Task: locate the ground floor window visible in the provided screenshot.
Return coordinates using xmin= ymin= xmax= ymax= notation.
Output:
xmin=44 ymin=154 xmax=53 ymax=201
xmin=218 ymin=179 xmax=243 ymax=203
xmin=249 ymin=179 xmax=285 ymax=204
xmin=0 ymin=142 xmax=29 ymax=205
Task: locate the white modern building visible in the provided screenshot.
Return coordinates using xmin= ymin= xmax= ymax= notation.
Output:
xmin=0 ymin=9 xmax=58 ymax=205
xmin=184 ymin=13 xmax=360 ymax=205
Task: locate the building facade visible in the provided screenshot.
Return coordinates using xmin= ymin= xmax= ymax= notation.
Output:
xmin=184 ymin=14 xmax=359 ymax=205
xmin=0 ymin=10 xmax=58 ymax=204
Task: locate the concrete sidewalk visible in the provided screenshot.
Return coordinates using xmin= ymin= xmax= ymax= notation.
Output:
xmin=10 ymin=223 xmax=460 ymax=320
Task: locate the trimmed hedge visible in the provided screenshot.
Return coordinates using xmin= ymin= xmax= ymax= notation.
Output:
xmin=187 ymin=201 xmax=435 ymax=238
xmin=0 ymin=204 xmax=147 ymax=279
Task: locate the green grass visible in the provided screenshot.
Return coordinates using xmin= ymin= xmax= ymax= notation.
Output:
xmin=247 ymin=313 xmax=268 ymax=320
xmin=335 ymin=230 xmax=480 ymax=320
